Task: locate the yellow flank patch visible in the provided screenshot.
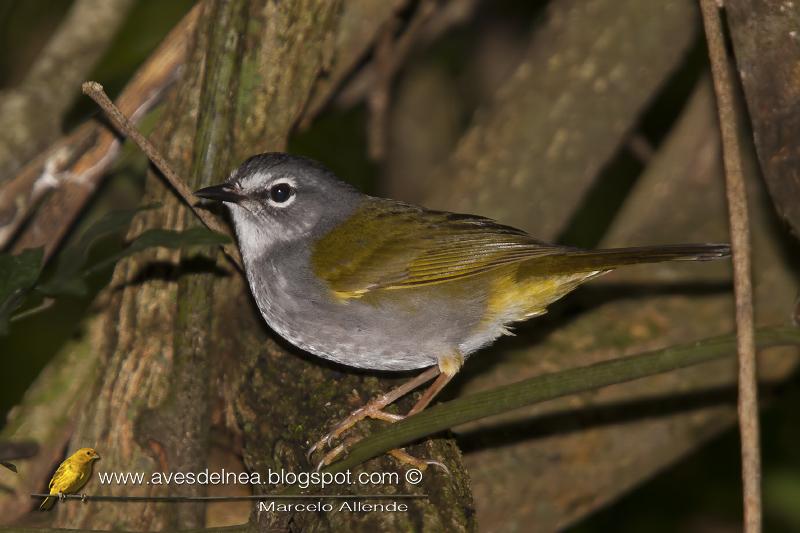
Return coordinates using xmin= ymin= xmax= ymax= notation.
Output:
xmin=438 ymin=351 xmax=464 ymax=376
xmin=481 ymin=265 xmax=593 ymax=328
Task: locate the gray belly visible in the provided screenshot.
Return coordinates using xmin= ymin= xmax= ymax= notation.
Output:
xmin=246 ymin=256 xmax=489 ymax=372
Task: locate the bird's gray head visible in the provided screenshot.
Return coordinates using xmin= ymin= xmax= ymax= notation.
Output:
xmin=195 ymin=153 xmax=362 ymax=261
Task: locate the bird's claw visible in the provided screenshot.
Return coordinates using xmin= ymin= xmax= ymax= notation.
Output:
xmin=422 ymin=459 xmax=450 ymax=476
xmin=306 ymin=434 xmax=331 ymax=462
xmin=314 ymin=443 xmax=349 ymax=472
xmin=57 ymin=492 xmax=66 ymax=502
xmin=388 ymin=448 xmax=450 ymax=475
xmin=80 ymin=493 xmax=89 ymax=503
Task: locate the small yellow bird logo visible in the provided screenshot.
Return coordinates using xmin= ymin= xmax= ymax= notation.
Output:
xmin=40 ymin=447 xmax=101 ymax=511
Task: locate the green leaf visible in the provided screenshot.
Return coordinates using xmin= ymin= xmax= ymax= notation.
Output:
xmin=127 ymin=227 xmax=231 ymax=253
xmin=38 ymin=205 xmax=229 ymax=296
xmin=324 ymin=326 xmax=800 ymax=473
xmin=38 ymin=204 xmax=158 ymax=296
xmin=0 ymin=248 xmax=43 ymax=335
xmin=81 ymin=226 xmax=231 ymax=277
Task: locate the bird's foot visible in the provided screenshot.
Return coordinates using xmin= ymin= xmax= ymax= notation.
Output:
xmin=307 ymin=402 xmax=404 ymax=462
xmin=80 ymin=493 xmax=89 ymax=503
xmin=57 ymin=491 xmax=66 ymax=502
xmin=306 ymin=366 xmax=440 ymax=462
xmin=313 ymin=431 xmax=448 ymax=474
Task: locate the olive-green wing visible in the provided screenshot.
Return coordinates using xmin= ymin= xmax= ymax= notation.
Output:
xmin=311 ymin=199 xmax=564 ymax=298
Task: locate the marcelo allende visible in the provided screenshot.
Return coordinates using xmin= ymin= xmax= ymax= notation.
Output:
xmin=259 ymin=501 xmax=410 ymax=513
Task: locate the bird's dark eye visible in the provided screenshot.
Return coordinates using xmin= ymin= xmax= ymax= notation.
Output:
xmin=269 ymin=183 xmax=294 ymax=203
xmin=86 ymin=451 xmax=91 ymax=455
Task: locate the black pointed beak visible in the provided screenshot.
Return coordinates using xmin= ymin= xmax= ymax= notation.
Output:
xmin=194 ymin=184 xmax=244 ymax=203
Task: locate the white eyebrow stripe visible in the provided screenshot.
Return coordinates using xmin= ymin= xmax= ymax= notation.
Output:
xmin=239 ymin=170 xmax=273 ymax=188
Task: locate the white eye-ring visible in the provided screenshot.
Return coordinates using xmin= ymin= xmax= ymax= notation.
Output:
xmin=266 ymin=179 xmax=296 ymax=207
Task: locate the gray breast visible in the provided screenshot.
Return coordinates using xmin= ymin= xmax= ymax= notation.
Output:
xmin=242 ymin=243 xmax=488 ymax=372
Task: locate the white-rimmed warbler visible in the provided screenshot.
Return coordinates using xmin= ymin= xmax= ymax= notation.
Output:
xmin=195 ymin=153 xmax=729 ymax=469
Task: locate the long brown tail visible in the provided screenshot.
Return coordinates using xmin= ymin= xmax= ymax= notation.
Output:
xmin=521 ymin=243 xmax=730 ymax=276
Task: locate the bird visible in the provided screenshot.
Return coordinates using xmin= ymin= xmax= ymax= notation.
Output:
xmin=40 ymin=447 xmax=100 ymax=510
xmin=195 ymin=153 xmax=730 ymax=469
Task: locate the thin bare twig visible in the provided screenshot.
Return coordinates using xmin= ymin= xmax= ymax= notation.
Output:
xmin=81 ymin=81 xmax=242 ymax=271
xmin=699 ymin=1 xmax=761 ymax=532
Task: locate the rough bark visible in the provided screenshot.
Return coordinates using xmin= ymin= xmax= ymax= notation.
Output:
xmin=725 ymin=0 xmax=800 ymax=240
xmin=414 ymin=0 xmax=699 ymax=240
xmin=39 ymin=1 xmax=471 ymax=531
xmin=56 ymin=3 xmax=217 ymax=523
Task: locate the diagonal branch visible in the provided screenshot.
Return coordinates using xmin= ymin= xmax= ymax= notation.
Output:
xmin=80 ymin=82 xmax=242 ymax=271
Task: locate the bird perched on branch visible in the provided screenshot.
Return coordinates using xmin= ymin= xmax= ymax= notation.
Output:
xmin=40 ymin=447 xmax=100 ymax=510
xmin=195 ymin=153 xmax=730 ymax=470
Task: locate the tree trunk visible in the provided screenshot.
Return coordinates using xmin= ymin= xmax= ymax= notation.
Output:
xmin=56 ymin=1 xmax=474 ymax=531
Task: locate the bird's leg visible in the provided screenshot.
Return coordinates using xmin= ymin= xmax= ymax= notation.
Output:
xmin=407 ymin=370 xmax=454 ymax=416
xmin=311 ymin=353 xmax=461 ymax=470
xmin=57 ymin=491 xmax=66 ymax=502
xmin=80 ymin=493 xmax=88 ymax=503
xmin=307 ymin=366 xmax=440 ymax=460
xmin=380 ymin=371 xmax=455 ymax=472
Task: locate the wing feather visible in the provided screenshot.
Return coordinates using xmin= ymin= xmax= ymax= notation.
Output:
xmin=311 ymin=199 xmax=565 ymax=297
